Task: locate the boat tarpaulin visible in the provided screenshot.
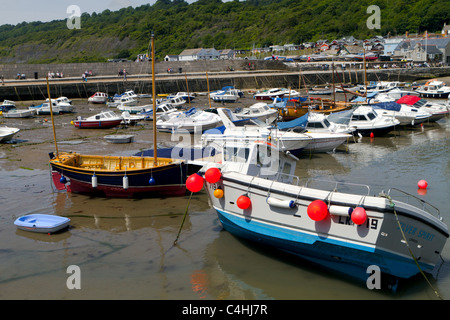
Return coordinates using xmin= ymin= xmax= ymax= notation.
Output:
xmin=371 ymin=102 xmax=402 ymax=112
xmin=396 ymin=95 xmax=421 ymax=105
xmin=327 ymin=109 xmax=355 ymax=125
xmin=277 ymin=113 xmax=309 ymax=130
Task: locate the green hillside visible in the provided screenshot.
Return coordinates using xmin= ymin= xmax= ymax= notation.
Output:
xmin=0 ymin=0 xmax=447 ymax=63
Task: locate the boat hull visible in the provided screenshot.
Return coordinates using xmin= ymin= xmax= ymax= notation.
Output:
xmin=205 ymin=172 xmax=448 ymax=283
xmin=14 ymin=214 xmax=70 ymax=234
xmin=50 ymin=156 xmax=201 ymax=198
xmin=73 ymin=119 xmax=123 ymax=129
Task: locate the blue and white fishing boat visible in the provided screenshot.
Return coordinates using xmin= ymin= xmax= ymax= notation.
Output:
xmin=14 ymin=214 xmax=70 ymax=234
xmin=199 ymin=140 xmax=448 ymax=290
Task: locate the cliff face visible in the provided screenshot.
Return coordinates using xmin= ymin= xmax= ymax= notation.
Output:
xmin=0 ymin=36 xmax=137 ymax=64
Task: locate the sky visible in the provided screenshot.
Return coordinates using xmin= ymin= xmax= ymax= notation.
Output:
xmin=2 ymin=0 xmax=157 ymax=26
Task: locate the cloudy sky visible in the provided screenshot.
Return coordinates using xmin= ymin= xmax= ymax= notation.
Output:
xmin=2 ymin=0 xmax=156 ymax=25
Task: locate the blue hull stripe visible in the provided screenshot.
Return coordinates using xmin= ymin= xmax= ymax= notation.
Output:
xmin=216 ymin=208 xmax=433 ymax=280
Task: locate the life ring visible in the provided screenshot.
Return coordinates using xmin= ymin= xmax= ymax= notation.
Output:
xmin=129 ymin=162 xmax=135 ymax=168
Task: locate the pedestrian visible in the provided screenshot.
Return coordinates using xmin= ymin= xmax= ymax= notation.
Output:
xmin=82 ymin=73 xmax=87 ymax=82
xmin=123 ymin=69 xmax=127 ymax=81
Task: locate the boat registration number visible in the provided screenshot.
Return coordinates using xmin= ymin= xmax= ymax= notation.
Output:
xmin=337 ymin=216 xmax=379 ymax=230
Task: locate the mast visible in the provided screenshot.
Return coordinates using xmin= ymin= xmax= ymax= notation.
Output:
xmin=46 ymin=76 xmax=59 ymax=159
xmin=151 ymin=32 xmax=158 ymax=166
xmin=206 ymin=71 xmax=212 ymax=109
xmin=363 ymin=46 xmax=367 ymax=102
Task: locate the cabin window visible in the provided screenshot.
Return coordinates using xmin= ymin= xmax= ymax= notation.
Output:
xmin=367 ymin=112 xmax=376 ymax=120
xmin=323 ymin=119 xmax=331 ymax=127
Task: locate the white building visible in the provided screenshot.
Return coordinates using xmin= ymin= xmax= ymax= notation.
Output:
xmin=178 ymin=48 xmax=221 ymax=61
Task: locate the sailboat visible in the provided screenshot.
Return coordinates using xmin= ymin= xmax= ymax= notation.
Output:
xmin=49 ymin=34 xmax=201 ymax=198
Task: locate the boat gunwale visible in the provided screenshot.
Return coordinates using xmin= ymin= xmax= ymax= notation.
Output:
xmin=219 ymin=173 xmax=449 ymax=238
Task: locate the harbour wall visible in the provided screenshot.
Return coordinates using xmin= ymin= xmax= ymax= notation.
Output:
xmin=0 ymin=60 xmax=449 ymax=101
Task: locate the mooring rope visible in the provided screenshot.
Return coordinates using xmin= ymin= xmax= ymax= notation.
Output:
xmin=385 ymin=195 xmax=443 ymax=299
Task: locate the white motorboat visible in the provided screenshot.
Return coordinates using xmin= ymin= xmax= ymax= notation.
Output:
xmin=328 ymin=106 xmax=400 ymax=137
xmin=234 ymin=103 xmax=279 ymax=124
xmin=0 ymin=126 xmax=20 ymax=142
xmin=167 ymin=92 xmax=195 ymax=102
xmin=113 ymin=90 xmax=139 ymax=102
xmin=88 ymin=92 xmax=108 ymax=104
xmin=253 ymin=88 xmax=286 ymax=100
xmin=415 ymin=79 xmax=450 ymax=99
xmin=370 ymin=101 xmax=431 ymax=126
xmin=202 ymin=108 xmax=311 ymax=156
xmin=156 ymin=108 xmax=222 ymax=133
xmin=0 ymin=100 xmax=16 ymax=112
xmin=278 ymin=112 xmax=356 ymax=134
xmin=73 ymin=110 xmax=124 ymax=129
xmin=396 ymin=95 xmax=449 ymax=122
xmin=2 ymin=109 xmax=35 ymax=118
xmin=140 ymin=103 xmax=178 ymax=121
xmin=46 ymin=96 xmax=74 ymax=113
xmin=211 ymin=87 xmax=241 ymax=103
xmin=28 ymin=102 xmax=61 ymax=115
xmin=198 ymin=140 xmax=448 ymax=290
xmin=160 ymin=96 xmax=186 ymax=108
xmin=120 ymin=111 xmax=145 ymax=125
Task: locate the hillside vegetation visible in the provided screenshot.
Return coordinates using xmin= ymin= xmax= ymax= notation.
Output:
xmin=0 ymin=0 xmax=447 ymax=63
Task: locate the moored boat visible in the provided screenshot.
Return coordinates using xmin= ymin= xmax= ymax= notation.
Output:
xmin=14 ymin=214 xmax=70 ymax=234
xmin=72 ymin=110 xmax=123 ymax=129
xmin=415 ymin=79 xmax=450 ymax=98
xmin=88 ymin=92 xmax=108 ymax=104
xmin=198 ymin=140 xmax=448 ymax=289
xmin=0 ymin=126 xmax=20 ymax=142
xmin=234 ymin=102 xmax=278 ymax=124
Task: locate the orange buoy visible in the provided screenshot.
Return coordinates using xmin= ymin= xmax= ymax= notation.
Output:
xmin=213 ymin=188 xmax=224 ymax=198
xmin=307 ymin=200 xmax=329 ymax=221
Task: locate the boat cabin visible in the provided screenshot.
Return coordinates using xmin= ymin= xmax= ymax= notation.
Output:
xmin=219 ymin=140 xmax=296 ymax=184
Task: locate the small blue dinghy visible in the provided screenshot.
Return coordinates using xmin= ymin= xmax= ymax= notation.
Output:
xmin=14 ymin=214 xmax=70 ymax=234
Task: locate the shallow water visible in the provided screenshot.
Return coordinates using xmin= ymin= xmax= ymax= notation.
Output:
xmin=0 ymin=92 xmax=449 ymax=300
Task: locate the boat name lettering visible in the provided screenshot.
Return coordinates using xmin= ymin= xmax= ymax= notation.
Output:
xmin=338 ymin=216 xmax=378 ymax=230
xmin=398 ymin=223 xmax=435 ymax=241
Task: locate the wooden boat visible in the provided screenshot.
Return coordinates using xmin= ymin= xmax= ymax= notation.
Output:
xmin=0 ymin=126 xmax=20 ymax=142
xmin=274 ymin=98 xmax=352 ymax=121
xmin=49 ymin=34 xmax=201 ymax=198
xmin=73 ymin=110 xmax=123 ymax=129
xmin=14 ymin=214 xmax=70 ymax=234
xmin=50 ymin=152 xmax=199 ymax=198
xmin=200 ymin=140 xmax=448 ymax=290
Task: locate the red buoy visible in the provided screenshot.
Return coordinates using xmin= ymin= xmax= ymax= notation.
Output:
xmin=307 ymin=200 xmax=329 ymax=221
xmin=186 ymin=173 xmax=204 ymax=193
xmin=351 ymin=206 xmax=367 ymax=225
xmin=237 ymin=195 xmax=251 ymax=210
xmin=418 ymin=179 xmax=428 ymax=189
xmin=205 ymin=167 xmax=222 ymax=184
xmin=370 ymin=132 xmax=374 ymax=138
